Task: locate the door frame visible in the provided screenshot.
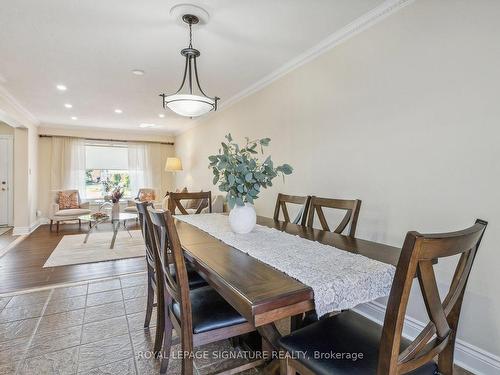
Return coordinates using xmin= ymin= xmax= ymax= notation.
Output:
xmin=0 ymin=134 xmax=14 ymax=226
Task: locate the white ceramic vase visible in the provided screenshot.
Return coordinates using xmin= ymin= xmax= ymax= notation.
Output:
xmin=229 ymin=203 xmax=257 ymax=234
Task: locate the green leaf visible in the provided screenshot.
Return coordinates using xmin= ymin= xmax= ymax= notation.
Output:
xmin=228 ymin=195 xmax=236 ymax=209
xmin=245 ymin=172 xmax=253 ymax=182
xmin=259 ymin=138 xmax=271 ymax=146
xmin=208 ymin=155 xmax=218 ymax=163
xmin=237 ymin=184 xmax=245 ymax=193
xmin=248 ymin=189 xmax=258 ymax=197
xmin=280 ymin=163 xmax=293 ymax=175
xmin=235 ymin=197 xmax=244 ymax=206
xmin=225 ymin=133 xmax=233 ymax=142
xmin=212 ymin=175 xmax=219 ymax=185
xmin=228 ymin=174 xmax=236 ymax=186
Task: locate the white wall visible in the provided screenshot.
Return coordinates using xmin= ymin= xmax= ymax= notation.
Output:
xmin=0 ymin=88 xmax=39 ymax=233
xmin=175 ymin=0 xmax=500 ymax=367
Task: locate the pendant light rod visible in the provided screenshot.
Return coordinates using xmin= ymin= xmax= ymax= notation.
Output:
xmin=160 ymin=12 xmax=219 ymax=117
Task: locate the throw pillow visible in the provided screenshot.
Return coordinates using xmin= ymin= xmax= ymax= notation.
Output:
xmin=58 ymin=191 xmax=79 ymax=210
xmin=139 ymin=191 xmax=155 ymax=202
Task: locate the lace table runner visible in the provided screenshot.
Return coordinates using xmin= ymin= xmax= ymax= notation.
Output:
xmin=175 ymin=213 xmax=395 ymax=317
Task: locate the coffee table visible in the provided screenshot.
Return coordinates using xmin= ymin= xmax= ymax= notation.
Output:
xmin=79 ymin=212 xmax=138 ymax=249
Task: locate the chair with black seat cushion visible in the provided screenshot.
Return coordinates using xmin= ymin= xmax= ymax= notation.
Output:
xmin=136 ymin=201 xmax=165 ymax=355
xmin=278 ymin=219 xmax=487 ymax=375
xmin=136 ymin=202 xmax=208 ymax=355
xmin=148 ymin=208 xmax=261 ymax=375
xmin=273 ymin=193 xmax=311 ymax=226
xmin=307 ymin=196 xmax=361 ymax=236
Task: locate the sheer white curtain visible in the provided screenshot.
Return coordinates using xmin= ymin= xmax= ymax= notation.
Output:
xmin=50 ymin=137 xmax=86 ymax=196
xmin=128 ymin=142 xmax=153 ymax=197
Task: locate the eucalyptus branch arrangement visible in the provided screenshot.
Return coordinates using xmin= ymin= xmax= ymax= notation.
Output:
xmin=208 ymin=134 xmax=293 ymax=208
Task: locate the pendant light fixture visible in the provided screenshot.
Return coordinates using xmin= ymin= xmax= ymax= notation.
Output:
xmin=160 ymin=14 xmax=219 ymax=117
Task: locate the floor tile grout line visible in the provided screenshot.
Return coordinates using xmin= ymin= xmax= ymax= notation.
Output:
xmin=75 ymin=282 xmax=89 ymax=374
xmin=120 ymin=280 xmax=140 ymax=375
xmin=14 ymin=288 xmax=54 ymax=375
xmin=0 ymin=271 xmax=147 ymax=298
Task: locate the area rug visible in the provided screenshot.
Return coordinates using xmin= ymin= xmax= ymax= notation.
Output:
xmin=43 ymin=230 xmax=145 ymax=267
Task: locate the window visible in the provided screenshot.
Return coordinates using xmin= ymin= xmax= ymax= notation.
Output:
xmin=84 ymin=143 xmax=132 ymax=199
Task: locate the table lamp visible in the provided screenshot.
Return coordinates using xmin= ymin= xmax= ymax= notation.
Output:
xmin=165 ymin=157 xmax=183 ymax=172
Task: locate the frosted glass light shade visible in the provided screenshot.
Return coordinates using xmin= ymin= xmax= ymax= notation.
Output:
xmin=165 ymin=157 xmax=183 ymax=172
xmin=164 ymin=94 xmax=215 ymax=117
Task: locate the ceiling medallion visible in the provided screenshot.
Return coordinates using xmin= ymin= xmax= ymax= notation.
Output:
xmin=160 ymin=13 xmax=219 ymax=118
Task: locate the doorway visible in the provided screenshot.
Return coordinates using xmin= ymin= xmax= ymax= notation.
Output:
xmin=0 ymin=134 xmax=14 ymax=228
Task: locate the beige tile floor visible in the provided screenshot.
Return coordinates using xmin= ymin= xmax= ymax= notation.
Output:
xmin=0 ymin=273 xmax=474 ymax=375
xmin=0 ymin=273 xmax=261 ymax=375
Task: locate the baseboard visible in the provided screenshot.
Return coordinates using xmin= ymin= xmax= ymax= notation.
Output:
xmin=353 ymin=301 xmax=500 ymax=375
xmin=12 ymin=218 xmax=48 ymax=235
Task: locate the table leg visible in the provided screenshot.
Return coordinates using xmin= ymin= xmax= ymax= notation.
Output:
xmin=83 ymin=221 xmax=97 ymax=244
xmin=110 ymin=220 xmax=119 ymax=249
xmin=123 ymin=220 xmax=132 ymax=238
xmin=257 ymin=323 xmax=283 ymax=375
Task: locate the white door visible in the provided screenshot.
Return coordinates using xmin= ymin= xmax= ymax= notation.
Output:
xmin=0 ymin=136 xmax=13 ymax=226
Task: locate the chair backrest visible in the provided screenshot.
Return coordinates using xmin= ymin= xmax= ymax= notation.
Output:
xmin=273 ymin=193 xmax=311 ymax=226
xmin=378 ymin=219 xmax=488 ymax=375
xmin=135 ymin=201 xmax=157 ymax=269
xmin=306 ymin=196 xmax=361 ymax=236
xmin=168 ymin=191 xmax=212 ymax=215
xmin=148 ymin=207 xmax=193 ymax=336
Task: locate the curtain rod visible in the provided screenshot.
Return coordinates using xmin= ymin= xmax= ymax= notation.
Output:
xmin=38 ymin=134 xmax=174 ymax=146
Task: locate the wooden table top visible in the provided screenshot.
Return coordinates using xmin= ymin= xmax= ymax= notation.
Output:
xmin=174 ymin=215 xmax=402 ymax=327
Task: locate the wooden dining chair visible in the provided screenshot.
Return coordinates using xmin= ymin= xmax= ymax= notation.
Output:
xmin=136 ymin=202 xmax=208 ymax=354
xmin=306 ymin=196 xmax=361 ymax=236
xmin=148 ymin=208 xmax=262 ymax=375
xmin=168 ymin=191 xmax=212 ymax=215
xmin=273 ymin=193 xmax=311 ymax=226
xmin=136 ymin=201 xmax=165 ymax=355
xmin=278 ymin=219 xmax=488 ymax=375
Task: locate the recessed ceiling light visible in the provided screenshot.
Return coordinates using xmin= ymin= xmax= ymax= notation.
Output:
xmin=64 ymin=103 xmax=73 ymax=108
xmin=71 ymin=116 xmax=78 ymax=120
xmin=132 ymin=69 xmax=145 ymax=76
xmin=139 ymin=123 xmax=156 ymax=128
xmin=158 ymin=113 xmax=165 ymax=118
xmin=56 ymin=84 xmax=67 ymax=91
xmin=114 ymin=109 xmax=123 ymax=114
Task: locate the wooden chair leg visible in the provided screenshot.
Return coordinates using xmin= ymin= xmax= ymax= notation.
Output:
xmin=144 ymin=269 xmax=154 ymax=328
xmin=154 ymin=299 xmax=165 ymax=356
xmin=56 ymin=221 xmax=60 ymax=233
xmin=280 ymin=357 xmax=295 ymax=375
xmin=181 ymin=356 xmax=194 ymax=375
xmin=78 ymin=219 xmax=81 ymax=229
xmin=160 ymin=313 xmax=174 ymax=375
xmin=438 ymin=293 xmax=464 ymax=375
xmin=50 ymin=220 xmax=53 ymax=232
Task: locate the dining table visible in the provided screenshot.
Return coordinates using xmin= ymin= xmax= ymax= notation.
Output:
xmin=174 ymin=215 xmax=403 ymax=374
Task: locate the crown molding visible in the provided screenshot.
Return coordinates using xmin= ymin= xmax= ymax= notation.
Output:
xmin=175 ymin=0 xmax=415 ymax=136
xmin=0 ymin=85 xmax=39 ymax=127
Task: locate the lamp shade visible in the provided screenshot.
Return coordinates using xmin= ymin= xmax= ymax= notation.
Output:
xmin=165 ymin=94 xmax=215 ymax=117
xmin=165 ymin=157 xmax=183 ymax=172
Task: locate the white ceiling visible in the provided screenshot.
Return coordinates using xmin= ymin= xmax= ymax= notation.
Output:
xmin=0 ymin=0 xmax=385 ymax=134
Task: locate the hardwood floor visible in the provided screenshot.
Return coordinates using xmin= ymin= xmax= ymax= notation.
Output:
xmin=0 ymin=222 xmax=146 ymax=294
xmin=0 ymin=227 xmax=16 ymax=250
